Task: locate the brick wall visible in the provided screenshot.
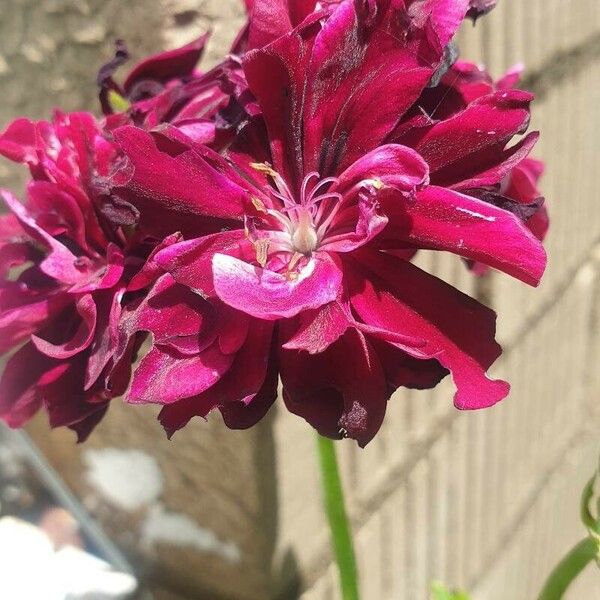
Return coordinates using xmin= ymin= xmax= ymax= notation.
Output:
xmin=2 ymin=1 xmax=600 ymax=598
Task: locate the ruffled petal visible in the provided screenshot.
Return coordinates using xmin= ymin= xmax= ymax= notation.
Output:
xmin=158 ymin=319 xmax=274 ymax=436
xmin=155 ymin=230 xmax=247 ymax=297
xmin=347 ymin=251 xmax=509 ymax=410
xmin=1 ymin=190 xmax=85 ymax=285
xmin=128 ymin=343 xmax=234 ymax=405
xmin=212 ymin=252 xmax=343 ymax=319
xmin=120 ymin=273 xmax=217 ymax=356
xmin=381 ymin=185 xmax=546 ymax=286
xmin=281 ymin=328 xmax=387 ymax=446
xmin=113 ymin=126 xmax=248 ymax=222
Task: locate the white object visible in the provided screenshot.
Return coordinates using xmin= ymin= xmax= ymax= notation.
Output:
xmin=0 ymin=516 xmax=137 ymax=599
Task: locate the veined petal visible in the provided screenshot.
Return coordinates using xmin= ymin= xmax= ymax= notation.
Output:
xmin=243 ymin=0 xmax=464 ymax=185
xmin=382 ymin=185 xmax=546 ymax=286
xmin=113 ymin=126 xmax=248 ymax=221
xmin=348 ymin=251 xmax=509 ymax=410
xmin=397 ymin=91 xmax=533 ymax=180
xmin=128 ymin=344 xmax=234 ymax=405
xmin=212 ymin=252 xmax=342 ymax=320
xmin=451 ymin=131 xmax=539 ymax=190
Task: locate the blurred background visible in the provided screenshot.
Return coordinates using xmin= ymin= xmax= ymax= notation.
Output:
xmin=1 ymin=1 xmax=599 ymax=598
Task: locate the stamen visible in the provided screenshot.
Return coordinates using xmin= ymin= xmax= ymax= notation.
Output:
xmin=305 ymin=176 xmax=339 ymax=206
xmin=250 ymin=161 xmax=294 ymax=202
xmin=254 ymin=238 xmax=270 ymax=267
xmin=301 ymin=172 xmax=320 ymax=205
xmin=251 ymin=196 xmax=269 ymax=214
xmin=287 ymin=252 xmax=304 ymax=273
xmin=250 ymin=162 xmax=278 ymax=178
xmin=315 ymin=193 xmax=344 ymax=237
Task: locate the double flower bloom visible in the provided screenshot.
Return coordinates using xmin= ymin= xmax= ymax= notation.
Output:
xmin=0 ymin=0 xmax=548 ymax=446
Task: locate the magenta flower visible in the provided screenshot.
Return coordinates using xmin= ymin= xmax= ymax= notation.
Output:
xmin=114 ymin=0 xmax=546 ymax=445
xmin=98 ymin=36 xmax=252 ymax=149
xmin=0 ymin=112 xmax=160 ymax=439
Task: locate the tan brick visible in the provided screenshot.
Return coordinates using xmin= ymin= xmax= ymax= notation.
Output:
xmin=494 ymin=59 xmax=600 ymax=345
xmin=456 ymin=0 xmax=600 ymax=77
xmin=471 ymin=432 xmax=600 ymax=600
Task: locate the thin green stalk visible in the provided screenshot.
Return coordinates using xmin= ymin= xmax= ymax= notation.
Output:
xmin=316 ymin=434 xmax=360 ymax=600
xmin=537 ymin=537 xmax=597 ymax=600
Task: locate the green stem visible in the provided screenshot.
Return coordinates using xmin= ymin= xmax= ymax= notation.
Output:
xmin=316 ymin=434 xmax=360 ymax=600
xmin=537 ymin=537 xmax=597 ymax=600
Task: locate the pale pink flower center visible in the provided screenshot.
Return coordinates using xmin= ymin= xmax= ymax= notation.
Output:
xmin=249 ymin=166 xmax=343 ymax=271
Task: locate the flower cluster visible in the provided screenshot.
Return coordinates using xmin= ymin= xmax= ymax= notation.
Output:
xmin=0 ymin=0 xmax=547 ymax=446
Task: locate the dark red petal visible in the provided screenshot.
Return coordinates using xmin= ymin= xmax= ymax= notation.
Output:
xmin=0 ymin=343 xmax=47 ymax=427
xmin=219 ymin=351 xmax=278 ymax=430
xmin=128 ymin=343 xmax=234 ymax=405
xmin=281 ymin=328 xmax=387 ymax=446
xmin=370 ymin=338 xmax=449 ymax=391
xmin=123 ymin=35 xmax=209 ymax=93
xmin=382 ymin=185 xmax=546 ymax=286
xmin=347 ymin=251 xmax=509 ymax=410
xmin=113 ymin=126 xmax=248 ymax=221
